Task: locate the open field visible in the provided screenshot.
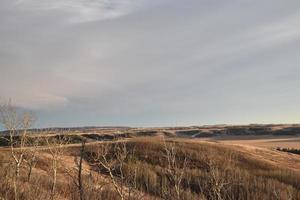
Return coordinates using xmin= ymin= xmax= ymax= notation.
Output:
xmin=195 ymin=134 xmax=300 ymax=173
xmin=1 ymin=126 xmax=300 ymax=200
xmin=208 ymin=135 xmax=300 ymax=149
xmin=205 ymin=134 xmax=300 ymax=173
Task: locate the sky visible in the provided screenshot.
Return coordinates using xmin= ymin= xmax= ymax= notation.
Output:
xmin=0 ymin=0 xmax=300 ymax=128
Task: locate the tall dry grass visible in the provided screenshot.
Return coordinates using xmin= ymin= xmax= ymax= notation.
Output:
xmin=0 ymin=136 xmax=299 ymax=200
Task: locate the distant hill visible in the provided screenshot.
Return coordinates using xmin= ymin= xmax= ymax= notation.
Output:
xmin=1 ymin=124 xmax=300 ymax=146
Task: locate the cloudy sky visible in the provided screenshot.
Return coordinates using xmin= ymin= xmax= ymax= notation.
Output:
xmin=1 ymin=0 xmax=300 ymax=127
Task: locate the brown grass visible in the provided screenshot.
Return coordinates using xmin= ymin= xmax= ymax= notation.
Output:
xmin=0 ymin=136 xmax=300 ymax=200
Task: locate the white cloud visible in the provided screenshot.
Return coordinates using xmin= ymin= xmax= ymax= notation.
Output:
xmin=14 ymin=0 xmax=162 ymax=23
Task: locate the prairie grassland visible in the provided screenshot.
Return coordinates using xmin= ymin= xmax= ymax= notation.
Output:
xmin=208 ymin=135 xmax=300 ymax=149
xmin=0 ymin=135 xmax=300 ymax=200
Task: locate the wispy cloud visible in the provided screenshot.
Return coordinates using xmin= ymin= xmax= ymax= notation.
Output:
xmin=14 ymin=0 xmax=162 ymax=23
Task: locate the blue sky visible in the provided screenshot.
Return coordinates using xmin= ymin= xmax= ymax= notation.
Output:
xmin=0 ymin=0 xmax=300 ymax=127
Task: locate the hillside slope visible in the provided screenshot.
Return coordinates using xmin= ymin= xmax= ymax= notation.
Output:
xmin=0 ymin=136 xmax=299 ymax=200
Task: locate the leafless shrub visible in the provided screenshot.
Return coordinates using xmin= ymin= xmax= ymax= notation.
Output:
xmin=162 ymin=138 xmax=188 ymax=200
xmin=205 ymin=155 xmax=232 ymax=200
xmin=91 ymin=142 xmax=128 ymax=200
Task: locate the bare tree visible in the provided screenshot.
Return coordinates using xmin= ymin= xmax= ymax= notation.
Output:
xmin=0 ymin=101 xmax=35 ymax=200
xmin=204 ymin=154 xmax=232 ymax=200
xmin=44 ymin=133 xmax=69 ymax=200
xmin=65 ymin=139 xmax=86 ymax=200
xmin=125 ymin=164 xmax=137 ymax=200
xmin=77 ymin=139 xmax=86 ymax=200
xmin=162 ymin=138 xmax=188 ymax=200
xmin=92 ymin=142 xmax=130 ymax=200
xmin=24 ymin=135 xmax=40 ymax=182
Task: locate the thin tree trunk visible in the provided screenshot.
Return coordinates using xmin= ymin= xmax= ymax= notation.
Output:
xmin=14 ymin=161 xmax=21 ymax=200
xmin=78 ymin=140 xmax=85 ymax=200
xmin=16 ymin=163 xmax=20 ymax=178
xmin=13 ymin=176 xmax=18 ymax=200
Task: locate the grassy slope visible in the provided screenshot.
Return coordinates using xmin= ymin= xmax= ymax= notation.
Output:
xmin=0 ymin=136 xmax=299 ymax=200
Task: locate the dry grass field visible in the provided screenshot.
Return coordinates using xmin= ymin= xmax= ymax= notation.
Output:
xmin=209 ymin=135 xmax=300 ymax=149
xmin=1 ymin=133 xmax=300 ymax=200
xmin=205 ymin=137 xmax=300 ymax=173
xmin=0 ymin=113 xmax=300 ymax=200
